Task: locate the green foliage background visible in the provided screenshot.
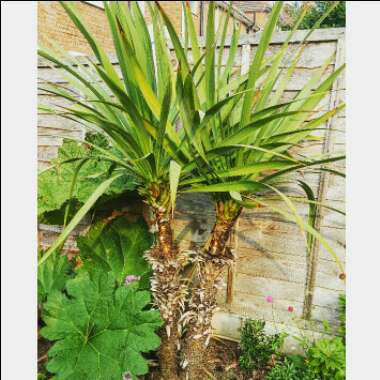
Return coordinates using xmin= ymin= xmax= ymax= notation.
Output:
xmin=284 ymin=1 xmax=346 ymax=30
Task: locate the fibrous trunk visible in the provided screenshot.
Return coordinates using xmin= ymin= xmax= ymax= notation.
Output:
xmin=143 ymin=184 xmax=188 ymax=380
xmin=182 ymin=200 xmax=241 ymax=379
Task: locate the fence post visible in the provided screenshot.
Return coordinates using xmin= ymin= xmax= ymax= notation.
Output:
xmin=302 ymin=34 xmax=346 ymax=320
xmin=226 ymin=38 xmax=251 ymax=306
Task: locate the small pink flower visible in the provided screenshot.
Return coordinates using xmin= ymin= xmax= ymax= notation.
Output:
xmin=124 ymin=274 xmax=140 ymax=286
xmin=288 ymin=306 xmax=294 ymax=313
xmin=266 ymin=296 xmax=274 ymax=303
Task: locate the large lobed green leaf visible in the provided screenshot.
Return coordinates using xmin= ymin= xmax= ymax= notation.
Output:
xmin=38 ymin=139 xmax=135 ymax=218
xmin=77 ymin=217 xmax=153 ymax=287
xmin=41 ymin=270 xmax=162 ymax=380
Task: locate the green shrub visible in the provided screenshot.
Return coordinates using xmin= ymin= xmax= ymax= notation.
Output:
xmin=40 ymin=269 xmax=162 ymax=380
xmin=306 ymin=337 xmax=346 ymax=380
xmin=266 ymin=355 xmax=316 ymax=380
xmin=239 ymin=319 xmax=287 ymax=373
xmin=266 ymin=359 xmax=299 ymax=380
xmin=38 ymin=217 xmax=158 ymax=379
xmin=266 ymin=336 xmax=346 ymax=380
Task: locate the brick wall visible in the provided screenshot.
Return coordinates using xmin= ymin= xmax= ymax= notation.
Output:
xmin=38 ymin=1 xmax=184 ymax=54
xmin=38 ymin=1 xmax=115 ymax=54
xmin=38 ymin=1 xmax=255 ymax=56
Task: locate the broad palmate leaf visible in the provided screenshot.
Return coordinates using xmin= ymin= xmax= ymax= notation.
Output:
xmin=38 ymin=139 xmax=135 ymax=218
xmin=77 ymin=216 xmax=153 ymax=287
xmin=41 ymin=270 xmax=162 ymax=380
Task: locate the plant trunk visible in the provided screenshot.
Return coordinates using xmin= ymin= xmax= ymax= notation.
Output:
xmin=182 ymin=200 xmax=241 ymax=379
xmin=158 ymin=328 xmax=181 ymax=380
xmin=144 ymin=185 xmax=187 ymax=380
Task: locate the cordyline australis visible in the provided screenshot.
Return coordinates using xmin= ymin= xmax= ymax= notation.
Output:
xmin=169 ymin=1 xmax=345 ymax=378
xmin=37 ymin=1 xmax=345 ymax=379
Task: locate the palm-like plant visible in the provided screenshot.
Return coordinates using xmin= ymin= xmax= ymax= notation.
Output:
xmin=38 ymin=2 xmax=194 ymax=378
xmin=38 ymin=1 xmax=345 ymax=378
xmin=156 ymin=1 xmax=345 ymax=376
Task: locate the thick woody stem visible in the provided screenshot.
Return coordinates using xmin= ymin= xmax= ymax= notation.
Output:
xmin=182 ymin=200 xmax=241 ymax=379
xmin=205 ymin=217 xmax=239 ymax=257
xmin=145 ymin=197 xmax=185 ymax=380
xmin=205 ymin=199 xmax=242 ymax=257
xmin=154 ymin=208 xmax=175 ymax=258
xmin=158 ymin=331 xmax=180 ymax=380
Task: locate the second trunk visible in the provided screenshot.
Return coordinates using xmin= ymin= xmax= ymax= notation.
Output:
xmin=182 ymin=200 xmax=241 ymax=379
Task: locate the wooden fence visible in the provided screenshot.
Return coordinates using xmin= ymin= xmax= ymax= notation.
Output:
xmin=38 ymin=28 xmax=346 ymax=350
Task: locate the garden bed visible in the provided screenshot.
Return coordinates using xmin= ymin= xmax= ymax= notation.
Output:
xmin=36 ymin=1 xmax=346 ymax=379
